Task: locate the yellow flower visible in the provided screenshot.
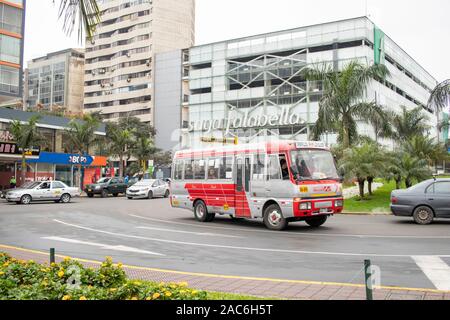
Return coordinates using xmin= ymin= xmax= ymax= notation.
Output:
xmin=51 ymin=263 xmax=56 ymax=267
xmin=40 ymin=268 xmax=47 ymax=272
xmin=28 ymin=260 xmax=35 ymax=264
xmin=79 ymin=296 xmax=87 ymax=301
xmin=62 ymin=295 xmax=71 ymax=300
xmin=63 ymin=257 xmax=71 ymax=262
xmin=117 ymin=263 xmax=123 ymax=268
xmin=109 ymin=288 xmax=117 ymax=292
xmin=41 ymin=281 xmax=48 ymax=287
xmin=179 ymin=282 xmax=188 ymax=287
xmin=0 ymin=272 xmax=4 ymax=276
xmin=58 ymin=270 xmax=65 ymax=278
xmin=105 ymin=256 xmax=112 ymax=262
xmin=165 ymin=291 xmax=172 ymax=297
xmin=170 ymin=284 xmax=177 ymax=289
xmin=2 ymin=262 xmax=9 ymax=267
xmin=134 ymin=281 xmax=141 ymax=286
xmin=152 ymin=293 xmax=160 ymax=299
xmin=146 ymin=296 xmax=152 ymax=300
xmin=158 ymin=282 xmax=165 ymax=287
xmin=192 ymin=290 xmax=198 ymax=295
xmin=131 ymin=297 xmax=138 ymax=300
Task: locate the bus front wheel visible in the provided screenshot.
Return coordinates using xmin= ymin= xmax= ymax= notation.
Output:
xmin=194 ymin=200 xmax=215 ymax=222
xmin=263 ymin=204 xmax=288 ymax=231
xmin=305 ymin=215 xmax=328 ymax=228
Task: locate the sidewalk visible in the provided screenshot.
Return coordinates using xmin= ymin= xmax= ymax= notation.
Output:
xmin=1 ymin=244 xmax=449 ymax=300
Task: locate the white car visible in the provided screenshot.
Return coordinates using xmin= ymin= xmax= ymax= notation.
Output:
xmin=126 ymin=179 xmax=170 ymax=200
xmin=5 ymin=181 xmax=80 ymax=205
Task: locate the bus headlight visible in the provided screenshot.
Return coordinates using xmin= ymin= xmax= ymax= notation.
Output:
xmin=335 ymin=200 xmax=343 ymax=207
xmin=299 ymin=202 xmax=312 ymax=210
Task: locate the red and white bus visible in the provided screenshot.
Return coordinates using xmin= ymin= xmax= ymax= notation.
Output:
xmin=170 ymin=140 xmax=343 ymax=230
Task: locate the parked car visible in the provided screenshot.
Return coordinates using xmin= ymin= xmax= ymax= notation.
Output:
xmin=126 ymin=179 xmax=170 ymax=200
xmin=390 ymin=178 xmax=450 ymax=225
xmin=5 ymin=181 xmax=80 ymax=205
xmin=84 ymin=177 xmax=128 ymax=198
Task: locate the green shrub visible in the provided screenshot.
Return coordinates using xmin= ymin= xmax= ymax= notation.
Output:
xmin=0 ymin=252 xmax=206 ymax=300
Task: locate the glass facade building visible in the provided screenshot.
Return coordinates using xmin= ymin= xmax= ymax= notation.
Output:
xmin=170 ymin=17 xmax=438 ymax=150
xmin=0 ymin=0 xmax=25 ymax=103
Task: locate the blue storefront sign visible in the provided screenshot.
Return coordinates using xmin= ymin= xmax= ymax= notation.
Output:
xmin=448 ymin=147 xmax=450 ymax=154
xmin=26 ymin=152 xmax=94 ymax=166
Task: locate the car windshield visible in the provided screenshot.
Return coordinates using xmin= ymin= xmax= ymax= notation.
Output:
xmin=26 ymin=182 xmax=43 ymax=189
xmin=134 ymin=180 xmax=155 ymax=187
xmin=97 ymin=178 xmax=110 ymax=184
xmin=290 ymin=149 xmax=339 ymax=181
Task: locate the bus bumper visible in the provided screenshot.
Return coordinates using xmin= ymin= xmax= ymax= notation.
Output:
xmin=293 ymin=198 xmax=344 ymax=218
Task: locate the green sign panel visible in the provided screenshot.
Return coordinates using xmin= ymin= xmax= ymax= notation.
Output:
xmin=374 ymin=26 xmax=385 ymax=65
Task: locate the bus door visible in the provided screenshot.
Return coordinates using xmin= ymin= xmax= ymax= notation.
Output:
xmin=234 ymin=156 xmax=251 ymax=218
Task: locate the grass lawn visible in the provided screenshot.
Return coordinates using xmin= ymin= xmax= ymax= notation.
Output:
xmin=343 ymin=180 xmax=396 ymax=213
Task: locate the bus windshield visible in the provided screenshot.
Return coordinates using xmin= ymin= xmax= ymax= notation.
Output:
xmin=290 ymin=149 xmax=339 ymax=181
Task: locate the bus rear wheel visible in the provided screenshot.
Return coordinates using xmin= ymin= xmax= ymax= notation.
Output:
xmin=194 ymin=200 xmax=215 ymax=222
xmin=305 ymin=215 xmax=328 ymax=228
xmin=263 ymin=204 xmax=287 ymax=231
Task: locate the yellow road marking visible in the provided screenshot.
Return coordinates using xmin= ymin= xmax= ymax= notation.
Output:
xmin=0 ymin=243 xmax=448 ymax=294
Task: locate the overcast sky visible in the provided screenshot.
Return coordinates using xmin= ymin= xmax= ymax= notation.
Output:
xmin=24 ymin=0 xmax=449 ymax=82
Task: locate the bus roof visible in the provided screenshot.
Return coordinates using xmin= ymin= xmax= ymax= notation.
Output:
xmin=174 ymin=141 xmax=329 ymax=159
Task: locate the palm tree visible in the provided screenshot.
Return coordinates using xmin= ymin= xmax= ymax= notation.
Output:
xmin=385 ymin=152 xmax=404 ymax=190
xmin=64 ymin=114 xmax=101 ymax=189
xmin=428 ymin=79 xmax=450 ymax=115
xmin=10 ymin=116 xmax=45 ymax=186
xmin=305 ymin=60 xmax=390 ymax=149
xmin=390 ymin=106 xmax=430 ymax=141
xmin=106 ymin=123 xmax=133 ymax=178
xmin=339 ymin=143 xmax=386 ymax=198
xmin=57 ymin=0 xmax=100 ymax=41
xmin=402 ymin=135 xmax=448 ymax=166
xmin=131 ymin=137 xmax=160 ymax=174
xmin=397 ymin=153 xmax=431 ymax=188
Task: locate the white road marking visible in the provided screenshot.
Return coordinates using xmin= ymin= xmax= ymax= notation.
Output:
xmin=129 ymin=214 xmax=450 ymax=239
xmin=42 ymin=236 xmax=165 ymax=256
xmin=136 ymin=226 xmax=243 ymax=239
xmin=412 ymin=256 xmax=450 ymax=290
xmin=52 ymin=219 xmax=450 ymax=258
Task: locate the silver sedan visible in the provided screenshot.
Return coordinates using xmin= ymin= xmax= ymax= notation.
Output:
xmin=126 ymin=179 xmax=170 ymax=200
xmin=5 ymin=181 xmax=80 ymax=205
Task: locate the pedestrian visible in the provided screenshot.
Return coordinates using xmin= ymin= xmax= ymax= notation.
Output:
xmin=9 ymin=176 xmax=16 ymax=189
xmin=124 ymin=174 xmax=129 ymax=184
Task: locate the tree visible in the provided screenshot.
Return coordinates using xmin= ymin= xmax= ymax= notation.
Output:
xmin=64 ymin=114 xmax=101 ymax=189
xmin=402 ymin=135 xmax=449 ymax=166
xmin=10 ymin=116 xmax=45 ymax=185
xmin=427 ymin=79 xmax=450 ymax=115
xmin=339 ymin=143 xmax=385 ymax=198
xmin=305 ymin=60 xmax=390 ymax=148
xmin=397 ymin=153 xmax=431 ymax=188
xmin=57 ymin=0 xmax=100 ymax=41
xmin=106 ymin=124 xmax=133 ymax=178
xmin=390 ymin=106 xmax=430 ymax=141
xmin=131 ymin=137 xmax=160 ymax=174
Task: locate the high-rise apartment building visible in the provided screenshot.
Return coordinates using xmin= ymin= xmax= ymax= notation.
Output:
xmin=83 ymin=0 xmax=195 ymax=125
xmin=0 ymin=0 xmax=26 ymax=104
xmin=24 ymin=48 xmax=85 ymax=115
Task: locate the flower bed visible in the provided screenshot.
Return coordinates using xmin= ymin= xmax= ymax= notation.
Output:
xmin=0 ymin=252 xmax=207 ymax=300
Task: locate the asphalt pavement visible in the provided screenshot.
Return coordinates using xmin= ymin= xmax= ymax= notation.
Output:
xmin=1 ymin=195 xmax=450 ymax=291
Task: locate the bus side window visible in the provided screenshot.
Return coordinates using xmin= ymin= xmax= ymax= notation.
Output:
xmin=193 ymin=159 xmax=206 ymax=180
xmin=219 ymin=157 xmax=233 ymax=180
xmin=252 ymin=154 xmax=265 ymax=181
xmin=207 ymin=158 xmax=219 ymax=179
xmin=184 ymin=159 xmax=194 ymax=180
xmin=174 ymin=160 xmax=183 ymax=180
xmin=267 ymin=155 xmax=281 ymax=180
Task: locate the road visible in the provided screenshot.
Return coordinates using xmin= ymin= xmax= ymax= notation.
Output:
xmin=1 ymin=196 xmax=450 ymax=291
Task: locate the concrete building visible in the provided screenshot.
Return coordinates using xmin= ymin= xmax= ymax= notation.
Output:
xmin=24 ymin=48 xmax=85 ymax=115
xmin=155 ymin=17 xmax=438 ymax=151
xmin=83 ymin=0 xmax=195 ymax=126
xmin=0 ymin=0 xmax=26 ymax=104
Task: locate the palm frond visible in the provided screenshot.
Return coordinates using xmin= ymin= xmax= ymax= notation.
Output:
xmin=57 ymin=0 xmax=100 ymax=42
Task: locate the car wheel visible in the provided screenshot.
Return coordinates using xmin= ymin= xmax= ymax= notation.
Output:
xmin=101 ymin=189 xmax=108 ymax=198
xmin=127 ymin=197 xmax=133 ymax=200
xmin=263 ymin=204 xmax=287 ymax=231
xmin=60 ymin=193 xmax=71 ymax=204
xmin=164 ymin=190 xmax=170 ymax=198
xmin=305 ymin=215 xmax=328 ymax=228
xmin=413 ymin=206 xmax=434 ymax=225
xmin=113 ymin=193 xmax=119 ymax=197
xmin=147 ymin=191 xmax=153 ymax=199
xmin=20 ymin=194 xmax=32 ymax=205
xmin=194 ymin=200 xmax=215 ymax=222
xmin=87 ymin=193 xmax=94 ymax=198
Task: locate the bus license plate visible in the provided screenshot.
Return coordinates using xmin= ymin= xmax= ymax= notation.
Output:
xmin=319 ymin=208 xmax=328 ymax=214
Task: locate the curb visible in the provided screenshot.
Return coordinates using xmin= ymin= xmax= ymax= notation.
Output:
xmin=342 ymin=211 xmax=392 ymax=216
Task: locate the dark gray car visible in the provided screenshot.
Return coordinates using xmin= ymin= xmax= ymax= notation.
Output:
xmin=390 ymin=178 xmax=450 ymax=225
